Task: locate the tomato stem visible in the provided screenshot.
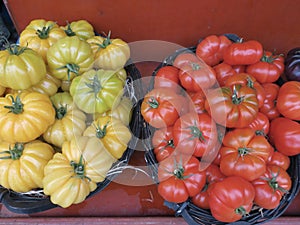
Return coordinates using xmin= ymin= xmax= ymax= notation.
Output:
xmin=94 ymin=121 xmax=109 ymax=139
xmin=54 ymin=105 xmax=68 ymax=119
xmin=231 ymin=85 xmax=244 ymax=105
xmin=36 ymin=25 xmax=53 ymax=39
xmin=57 ymin=63 xmax=80 ymax=81
xmin=86 ymin=75 xmax=102 ymax=98
xmin=4 ymin=95 xmax=24 ymax=114
xmin=190 ymin=62 xmax=201 ymax=70
xmin=238 ymin=147 xmax=251 ymax=156
xmin=0 ymin=143 xmax=24 ymax=160
xmin=98 ymin=31 xmax=112 ymax=49
xmin=235 ymin=206 xmax=247 ymax=216
xmin=70 ymin=155 xmax=91 ymax=181
xmin=189 ymin=122 xmax=206 ymax=142
xmin=6 ymin=44 xmax=27 ymax=56
xmin=64 ymin=23 xmax=76 ymax=36
xmin=147 ymin=97 xmax=159 ymax=109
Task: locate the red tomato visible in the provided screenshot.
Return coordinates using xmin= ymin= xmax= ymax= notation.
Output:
xmin=141 ymin=88 xmax=183 ymax=128
xmin=267 ymin=150 xmax=290 ymax=170
xmin=252 ymin=165 xmax=292 ymax=209
xmin=213 ymin=62 xmax=237 ymax=86
xmin=187 ymin=90 xmax=206 ymax=114
xmin=173 ymin=53 xmax=217 ymax=92
xmin=276 ymin=81 xmax=300 ymax=121
xmin=152 ymin=126 xmax=175 ymax=162
xmin=220 ymin=128 xmax=274 ymax=181
xmin=232 ymin=65 xmax=246 ymax=73
xmin=192 ymin=164 xmax=225 ymax=209
xmin=173 ymin=112 xmax=218 ymax=157
xmin=208 ymin=176 xmax=255 ymax=223
xmin=259 ymin=82 xmax=280 ymax=120
xmin=196 ymin=34 xmax=232 ymax=66
xmin=269 ymin=117 xmax=300 ymax=156
xmin=154 ymin=66 xmax=180 ymax=93
xmin=246 ymin=51 xmax=284 ymax=83
xmin=205 ymin=85 xmax=259 ymax=128
xmin=158 ymin=155 xmax=206 ymax=203
xmin=224 ymin=73 xmax=266 ymax=108
xmin=223 ymin=39 xmax=263 ymax=65
xmin=248 ymin=111 xmax=270 ymax=136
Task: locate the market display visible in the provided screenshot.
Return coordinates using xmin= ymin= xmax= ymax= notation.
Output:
xmin=0 ymin=19 xmax=138 ymax=211
xmin=142 ymin=33 xmax=300 ymax=224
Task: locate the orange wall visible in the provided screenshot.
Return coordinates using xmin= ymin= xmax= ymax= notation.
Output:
xmin=4 ymin=0 xmax=300 ymax=54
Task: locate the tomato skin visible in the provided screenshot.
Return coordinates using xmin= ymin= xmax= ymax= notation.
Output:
xmin=269 ymin=117 xmax=300 ymax=156
xmin=154 ymin=66 xmax=180 ymax=92
xmin=62 ymin=20 xmax=95 ymax=40
xmin=267 ymin=150 xmax=290 ymax=170
xmin=220 ymin=128 xmax=273 ymax=181
xmin=158 ymin=155 xmax=206 ymax=203
xmin=188 ymin=90 xmax=206 ymax=114
xmin=152 ymin=127 xmax=175 ymax=162
xmin=276 ymin=81 xmax=300 ymax=121
xmin=0 ymin=91 xmax=55 ymax=143
xmin=252 ymin=165 xmax=292 ymax=209
xmin=196 ymin=34 xmax=232 ymax=66
xmin=224 ymin=73 xmax=265 ymax=108
xmin=192 ymin=164 xmax=225 ymax=209
xmin=173 ymin=112 xmax=218 ymax=157
xmin=208 ymin=176 xmax=255 ymax=223
xmin=47 ymin=36 xmax=94 ymax=81
xmin=247 ymin=111 xmax=270 ymax=136
xmin=259 ymin=82 xmax=280 ymax=120
xmin=246 ymin=51 xmax=284 ymax=83
xmin=213 ymin=62 xmax=237 ymax=86
xmin=205 ymin=85 xmax=259 ymax=128
xmin=223 ymin=40 xmax=263 ymax=65
xmin=141 ymin=88 xmax=183 ymax=128
xmin=173 ymin=53 xmax=217 ymax=91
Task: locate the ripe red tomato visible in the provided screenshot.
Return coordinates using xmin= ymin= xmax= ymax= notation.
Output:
xmin=220 ymin=128 xmax=274 ymax=181
xmin=224 ymin=73 xmax=266 ymax=108
xmin=276 ymin=81 xmax=300 ymax=121
xmin=252 ymin=165 xmax=292 ymax=209
xmin=141 ymin=88 xmax=183 ymax=128
xmin=259 ymin=82 xmax=281 ymax=120
xmin=157 ymin=155 xmax=206 ymax=203
xmin=208 ymin=176 xmax=255 ymax=223
xmin=213 ymin=62 xmax=237 ymax=86
xmin=187 ymin=90 xmax=206 ymax=114
xmin=246 ymin=51 xmax=284 ymax=83
xmin=223 ymin=39 xmax=263 ymax=65
xmin=173 ymin=53 xmax=217 ymax=92
xmin=192 ymin=164 xmax=225 ymax=209
xmin=173 ymin=112 xmax=218 ymax=157
xmin=205 ymin=85 xmax=259 ymax=128
xmin=152 ymin=126 xmax=175 ymax=162
xmin=154 ymin=66 xmax=180 ymax=93
xmin=196 ymin=34 xmax=232 ymax=66
xmin=267 ymin=150 xmax=290 ymax=170
xmin=247 ymin=111 xmax=270 ymax=136
xmin=269 ymin=117 xmax=300 ymax=156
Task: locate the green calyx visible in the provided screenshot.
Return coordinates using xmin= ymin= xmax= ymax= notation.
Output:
xmin=36 ymin=25 xmax=54 ymax=39
xmin=98 ymin=31 xmax=112 ymax=49
xmin=238 ymin=147 xmax=251 ymax=156
xmin=231 ymin=85 xmax=244 ymax=105
xmin=6 ymin=43 xmax=27 ymax=56
xmin=54 ymin=105 xmax=68 ymax=120
xmin=0 ymin=143 xmax=24 ymax=160
xmin=70 ymin=155 xmax=91 ymax=181
xmin=64 ymin=23 xmax=76 ymax=37
xmin=86 ymin=75 xmax=102 ymax=98
xmin=189 ymin=124 xmax=206 ymax=142
xmin=147 ymin=97 xmax=159 ymax=109
xmin=4 ymin=95 xmax=24 ymax=114
xmin=57 ymin=63 xmax=80 ymax=81
xmin=94 ymin=121 xmax=109 ymax=139
xmin=235 ymin=206 xmax=247 ymax=216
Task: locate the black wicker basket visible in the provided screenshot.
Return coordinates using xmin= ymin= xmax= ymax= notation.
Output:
xmin=0 ymin=61 xmax=143 ymax=214
xmin=143 ymin=36 xmax=300 ymax=225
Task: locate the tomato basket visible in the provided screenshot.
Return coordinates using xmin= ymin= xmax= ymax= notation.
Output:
xmin=0 ymin=61 xmax=143 ymax=214
xmin=143 ymin=39 xmax=300 ymax=225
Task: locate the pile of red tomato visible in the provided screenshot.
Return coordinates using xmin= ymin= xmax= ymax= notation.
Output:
xmin=141 ymin=34 xmax=300 ymax=223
